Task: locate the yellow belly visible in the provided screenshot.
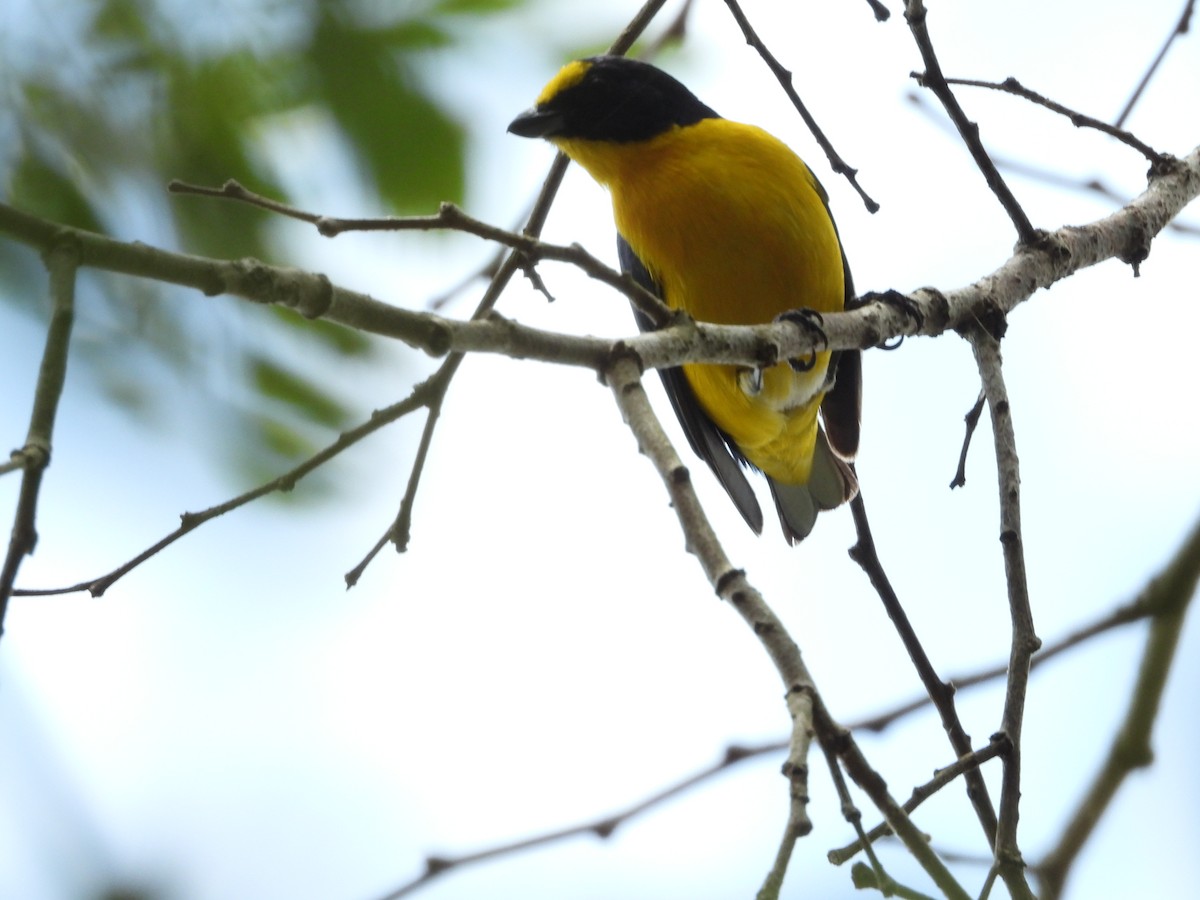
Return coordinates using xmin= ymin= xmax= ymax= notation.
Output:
xmin=562 ymin=119 xmax=845 ymax=483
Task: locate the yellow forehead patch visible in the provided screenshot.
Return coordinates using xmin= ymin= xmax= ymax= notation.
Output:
xmin=536 ymin=59 xmax=591 ymax=106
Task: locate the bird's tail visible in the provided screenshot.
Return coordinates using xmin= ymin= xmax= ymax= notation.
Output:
xmin=768 ymin=428 xmax=858 ymax=544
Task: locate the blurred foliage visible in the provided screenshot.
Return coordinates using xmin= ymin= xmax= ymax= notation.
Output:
xmin=0 ymin=0 xmax=526 ymax=491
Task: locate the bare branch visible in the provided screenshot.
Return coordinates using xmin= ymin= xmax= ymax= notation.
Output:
xmin=829 ymin=737 xmax=1009 ymax=866
xmin=905 ymin=0 xmax=1039 ymax=244
xmin=819 ymin=742 xmax=891 ymax=891
xmin=165 ymin=185 xmax=675 ymax=328
xmin=604 ymin=349 xmax=825 ymax=895
xmin=848 ymin=488 xmax=999 ymax=843
xmin=950 ymin=390 xmax=986 ymax=489
xmin=812 ymin=701 xmax=973 ymax=900
xmin=854 ymin=581 xmax=1166 ymax=734
xmin=609 ymin=345 xmax=968 ymax=895
xmin=359 ymin=574 xmax=1172 ymax=900
xmin=3 ymin=145 xmax=1198 ymax=380
xmin=904 ymin=90 xmax=1200 ymax=237
xmin=1037 ymin=512 xmax=1200 ymax=899
xmin=606 ymin=0 xmax=674 ymax=56
xmin=719 ymin=0 xmax=879 ymax=212
xmin=864 ymin=0 xmax=891 ymax=23
xmin=1114 ymin=0 xmax=1196 ymax=127
xmin=347 ymin=362 xmax=453 ymax=583
xmin=966 ymin=325 xmax=1039 ymax=900
xmin=13 ymin=382 xmax=438 ymax=598
xmin=942 ymin=76 xmax=1165 ymax=163
xmin=0 ymin=236 xmax=79 ymax=636
xmin=371 ymin=740 xmax=770 ymax=900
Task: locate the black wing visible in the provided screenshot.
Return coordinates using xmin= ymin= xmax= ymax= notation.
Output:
xmin=617 ymin=235 xmax=765 ymax=535
xmin=807 ymin=170 xmax=861 ymax=462
xmin=820 ymin=246 xmax=862 ymax=461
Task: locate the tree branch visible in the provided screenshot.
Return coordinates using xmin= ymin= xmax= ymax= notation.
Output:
xmin=4 ymin=144 xmax=1196 ymax=378
xmin=941 ymin=76 xmax=1165 ymax=163
xmin=966 ymin=325 xmax=1038 ymax=900
xmin=812 ymin=700 xmax=972 ymax=900
xmin=905 ymin=0 xmax=1038 ymax=244
xmin=603 ymin=349 xmax=818 ymax=878
xmin=13 ymin=381 xmax=440 ymax=598
xmin=828 ymin=736 xmax=1009 ymax=866
xmin=719 ymin=0 xmax=879 ymax=212
xmin=847 ymin=489 xmax=1000 ymax=845
xmin=3 ymin=141 xmax=1197 ymax=596
xmin=353 ymin=571 xmax=1173 ymax=900
xmin=371 ymin=742 xmax=771 ymax=900
xmin=1036 ymin=512 xmax=1200 ymax=899
xmin=0 ymin=236 xmax=79 ymax=636
xmin=1114 ymin=0 xmax=1196 ymax=127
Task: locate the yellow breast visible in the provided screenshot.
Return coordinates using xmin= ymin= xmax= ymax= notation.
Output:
xmin=554 ymin=119 xmax=845 ymax=482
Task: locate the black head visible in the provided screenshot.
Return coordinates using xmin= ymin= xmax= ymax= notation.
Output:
xmin=508 ymin=56 xmax=719 ymax=143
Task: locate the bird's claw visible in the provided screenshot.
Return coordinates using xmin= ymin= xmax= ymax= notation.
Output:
xmin=872 ymin=290 xmax=923 ymax=350
xmin=775 ymin=308 xmax=828 ymax=372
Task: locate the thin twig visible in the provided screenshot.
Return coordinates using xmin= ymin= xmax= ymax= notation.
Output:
xmin=1036 ymin=512 xmax=1200 ymax=900
xmin=604 ymin=349 xmax=816 ymax=886
xmin=349 ymin=0 xmax=675 ymax=577
xmin=1114 ymin=0 xmax=1196 ymax=127
xmin=14 ymin=383 xmax=438 ymax=598
xmin=853 ymin=582 xmax=1164 ymax=734
xmin=642 ymin=0 xmax=695 ymax=53
xmin=351 ymin=576 xmax=1168 ymax=900
xmin=165 ymin=184 xmax=674 ymax=328
xmin=611 ymin=341 xmax=958 ymax=896
xmin=905 ymin=0 xmax=1038 ymax=244
xmin=719 ymin=0 xmax=879 ymax=212
xmin=427 ymin=248 xmax=503 ymax=311
xmin=0 ymin=236 xmax=78 ymax=637
xmin=4 ymin=144 xmax=1198 ymax=377
xmin=828 ymin=736 xmax=1009 ymax=865
xmin=847 ymin=487 xmax=1000 ymax=846
xmin=346 ymin=362 xmax=452 ymax=582
xmin=950 ymin=390 xmax=985 ymax=489
xmin=904 ymin=90 xmax=1200 ymax=238
xmin=757 ymin=683 xmax=820 ymax=899
xmin=864 ymin=0 xmax=891 ymax=23
xmin=818 ymin=741 xmax=888 ymax=889
xmin=6 ymin=141 xmax=1199 ymax=596
xmin=811 ymin=699 xmax=972 ymax=900
xmin=373 ymin=740 xmax=771 ymax=900
xmin=966 ymin=325 xmax=1039 ymax=900
xmin=942 ymin=76 xmax=1165 ymax=163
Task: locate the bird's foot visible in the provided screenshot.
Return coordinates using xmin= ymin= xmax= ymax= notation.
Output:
xmin=871 ymin=290 xmax=923 ymax=350
xmin=775 ymin=308 xmax=828 ymax=372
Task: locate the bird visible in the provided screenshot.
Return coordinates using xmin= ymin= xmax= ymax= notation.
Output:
xmin=508 ymin=55 xmax=860 ymax=543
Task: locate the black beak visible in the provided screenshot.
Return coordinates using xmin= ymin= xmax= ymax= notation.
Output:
xmin=507 ymin=107 xmax=564 ymax=139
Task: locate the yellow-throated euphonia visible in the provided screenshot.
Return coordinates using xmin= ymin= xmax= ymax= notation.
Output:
xmin=508 ymin=56 xmax=860 ymax=543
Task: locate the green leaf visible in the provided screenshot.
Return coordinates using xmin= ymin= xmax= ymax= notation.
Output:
xmin=267 ymin=307 xmax=378 ymax=358
xmin=379 ymin=19 xmax=452 ymax=50
xmin=434 ymin=0 xmax=525 ymax=14
xmin=9 ymin=151 xmax=105 ymax=234
xmin=89 ymin=0 xmax=153 ymax=44
xmin=159 ymin=52 xmax=292 ymax=260
xmin=310 ymin=9 xmax=465 ymax=213
xmin=257 ymin=414 xmax=318 ymax=460
xmin=249 ymin=355 xmax=350 ymax=429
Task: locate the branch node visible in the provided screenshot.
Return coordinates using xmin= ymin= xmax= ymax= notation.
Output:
xmin=714 ymin=568 xmax=745 ymax=596
xmin=424 ymin=856 xmax=453 ymax=876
